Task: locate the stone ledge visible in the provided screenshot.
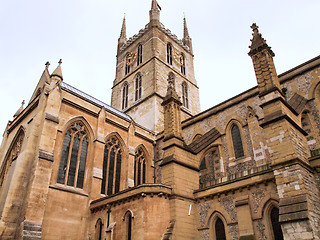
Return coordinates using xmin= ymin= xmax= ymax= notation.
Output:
xmin=38 ymin=149 xmax=54 ymax=162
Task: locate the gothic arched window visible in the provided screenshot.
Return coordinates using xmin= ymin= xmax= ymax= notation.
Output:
xmin=57 ymin=121 xmax=88 ymax=189
xmin=180 ymin=53 xmax=185 ymax=75
xmin=95 ymin=218 xmax=103 ymax=240
xmin=215 ymin=218 xmax=226 ymax=240
xmin=167 ymin=43 xmax=172 ymax=65
xmin=270 ymin=207 xmax=284 ymax=240
xmin=231 ymin=124 xmax=244 ymax=159
xmin=125 ymin=54 xmax=131 ymax=74
xmin=134 ymin=148 xmax=146 ymax=186
xmin=101 ymin=136 xmax=122 ymax=195
xmin=182 ymin=82 xmax=189 ymax=108
xmin=135 ymin=74 xmax=142 ymax=101
xmin=137 ymin=44 xmax=143 ymax=66
xmin=199 ymin=148 xmax=220 ymax=188
xmin=122 ymin=83 xmax=128 ymax=109
xmin=124 ymin=211 xmax=133 ymax=240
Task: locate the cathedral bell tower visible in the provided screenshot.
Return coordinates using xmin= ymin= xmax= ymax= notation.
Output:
xmin=111 ymin=0 xmax=200 ymax=133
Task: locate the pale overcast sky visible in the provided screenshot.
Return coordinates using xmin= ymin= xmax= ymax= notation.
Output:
xmin=0 ymin=0 xmax=319 ymax=140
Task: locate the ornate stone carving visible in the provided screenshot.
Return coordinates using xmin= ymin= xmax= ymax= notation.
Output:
xmin=219 ymin=196 xmax=237 ymax=221
xmin=251 ymin=189 xmax=265 ymax=213
xmin=199 ymin=200 xmax=212 ymax=227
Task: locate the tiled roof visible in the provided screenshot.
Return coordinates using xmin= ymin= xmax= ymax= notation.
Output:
xmin=61 ymin=82 xmax=132 ymax=121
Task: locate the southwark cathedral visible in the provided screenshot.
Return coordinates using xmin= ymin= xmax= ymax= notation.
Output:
xmin=1 ymin=1 xmax=320 ymax=239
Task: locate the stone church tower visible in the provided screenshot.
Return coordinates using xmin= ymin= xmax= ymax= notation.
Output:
xmin=111 ymin=0 xmax=200 ymax=133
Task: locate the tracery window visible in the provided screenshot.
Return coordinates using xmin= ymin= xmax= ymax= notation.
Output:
xmin=135 ymin=74 xmax=142 ymax=101
xmin=180 ymin=53 xmax=185 ymax=75
xmin=199 ymin=148 xmax=220 ymax=188
xmin=122 ymin=83 xmax=128 ymax=109
xmin=231 ymin=124 xmax=244 ymax=158
xmin=134 ymin=148 xmax=146 ymax=186
xmin=57 ymin=122 xmax=88 ymax=189
xmin=101 ymin=136 xmax=122 ymax=195
xmin=0 ymin=129 xmax=24 ymax=191
xmin=182 ymin=82 xmax=189 ymax=108
xmin=137 ymin=44 xmax=143 ymax=66
xmin=270 ymin=207 xmax=284 ymax=240
xmin=215 ymin=218 xmax=226 ymax=240
xmin=167 ymin=43 xmax=172 ymax=65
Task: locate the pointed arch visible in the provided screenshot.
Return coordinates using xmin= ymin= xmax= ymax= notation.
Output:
xmin=101 ymin=132 xmax=127 ymax=195
xmin=199 ymin=146 xmax=221 ymax=188
xmin=180 ymin=53 xmax=185 ymax=75
xmin=182 ymin=81 xmax=189 ymax=108
xmin=135 ymin=73 xmax=142 ymax=101
xmin=122 ymin=82 xmax=129 ymax=109
xmin=123 ymin=210 xmax=134 ymax=240
xmin=167 ymin=43 xmax=173 ymax=65
xmin=205 ymin=210 xmax=231 ymax=240
xmin=125 ymin=53 xmax=131 ymax=74
xmin=57 ymin=118 xmax=93 ymax=189
xmin=226 ymin=119 xmax=247 ymax=160
xmin=95 ymin=218 xmax=104 ymax=240
xmin=262 ymin=199 xmax=284 ymax=240
xmin=134 ymin=145 xmax=150 ymax=186
xmin=137 ymin=44 xmax=143 ymax=66
xmin=0 ymin=126 xmax=25 ymax=208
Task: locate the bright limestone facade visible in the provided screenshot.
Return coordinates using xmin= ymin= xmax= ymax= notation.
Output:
xmin=1 ymin=1 xmax=320 ymax=240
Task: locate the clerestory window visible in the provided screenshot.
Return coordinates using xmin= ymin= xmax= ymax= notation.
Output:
xmin=231 ymin=124 xmax=244 ymax=159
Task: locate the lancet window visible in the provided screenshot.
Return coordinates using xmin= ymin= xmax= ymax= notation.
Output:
xmin=270 ymin=207 xmax=284 ymax=240
xmin=57 ymin=121 xmax=88 ymax=189
xmin=135 ymin=74 xmax=142 ymax=101
xmin=122 ymin=83 xmax=129 ymax=109
xmin=101 ymin=136 xmax=122 ymax=195
xmin=180 ymin=53 xmax=185 ymax=75
xmin=134 ymin=148 xmax=146 ymax=186
xmin=125 ymin=54 xmax=131 ymax=74
xmin=231 ymin=124 xmax=244 ymax=158
xmin=137 ymin=44 xmax=143 ymax=66
xmin=215 ymin=218 xmax=226 ymax=240
xmin=167 ymin=43 xmax=173 ymax=65
xmin=182 ymin=82 xmax=189 ymax=108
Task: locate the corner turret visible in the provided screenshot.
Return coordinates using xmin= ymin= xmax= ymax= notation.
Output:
xmin=182 ymin=15 xmax=193 ymax=54
xmin=117 ymin=15 xmax=127 ymax=54
xmin=149 ymin=0 xmax=161 ymax=26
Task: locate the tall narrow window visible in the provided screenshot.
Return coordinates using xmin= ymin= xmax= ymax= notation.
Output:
xmin=167 ymin=43 xmax=172 ymax=65
xmin=135 ymin=74 xmax=142 ymax=101
xmin=122 ymin=83 xmax=128 ymax=109
xmin=101 ymin=136 xmax=122 ymax=195
xmin=270 ymin=207 xmax=284 ymax=240
xmin=125 ymin=54 xmax=131 ymax=74
xmin=180 ymin=53 xmax=185 ymax=75
xmin=124 ymin=211 xmax=133 ymax=240
xmin=95 ymin=219 xmax=103 ymax=240
xmin=137 ymin=44 xmax=143 ymax=66
xmin=231 ymin=124 xmax=244 ymax=158
xmin=134 ymin=148 xmax=146 ymax=186
xmin=182 ymin=82 xmax=189 ymax=108
xmin=57 ymin=122 xmax=88 ymax=189
xmin=215 ymin=218 xmax=226 ymax=240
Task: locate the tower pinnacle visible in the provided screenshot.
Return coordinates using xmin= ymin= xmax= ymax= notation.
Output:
xmin=182 ymin=15 xmax=193 ymax=54
xmin=149 ymin=0 xmax=161 ymax=25
xmin=51 ymin=59 xmax=63 ymax=81
xmin=248 ymin=23 xmax=274 ymax=57
xmin=117 ymin=15 xmax=127 ymax=54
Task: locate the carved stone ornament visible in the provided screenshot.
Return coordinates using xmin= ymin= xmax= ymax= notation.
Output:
xmin=219 ymin=196 xmax=237 ymax=221
xmin=199 ymin=200 xmax=213 ymax=227
xmin=251 ymin=189 xmax=265 ymax=213
xmin=257 ymin=220 xmax=267 ymax=240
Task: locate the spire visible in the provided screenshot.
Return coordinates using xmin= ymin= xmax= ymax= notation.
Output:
xmin=117 ymin=15 xmax=127 ymax=54
xmin=119 ymin=15 xmax=126 ymax=40
xmin=51 ymin=59 xmax=63 ymax=81
xmin=248 ymin=23 xmax=274 ymax=57
xmin=149 ymin=0 xmax=160 ymax=26
xmin=182 ymin=14 xmax=193 ymax=54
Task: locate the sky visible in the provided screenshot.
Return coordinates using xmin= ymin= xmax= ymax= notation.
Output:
xmin=0 ymin=0 xmax=319 ymax=140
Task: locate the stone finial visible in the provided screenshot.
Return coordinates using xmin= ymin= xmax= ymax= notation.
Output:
xmin=182 ymin=15 xmax=193 ymax=54
xmin=149 ymin=0 xmax=161 ymax=24
xmin=13 ymin=100 xmax=25 ymax=118
xmin=248 ymin=23 xmax=274 ymax=57
xmin=45 ymin=61 xmax=50 ymax=69
xmin=51 ymin=59 xmax=63 ymax=80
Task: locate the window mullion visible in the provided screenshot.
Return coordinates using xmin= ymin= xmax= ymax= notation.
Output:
xmin=64 ymin=133 xmax=75 ymax=185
